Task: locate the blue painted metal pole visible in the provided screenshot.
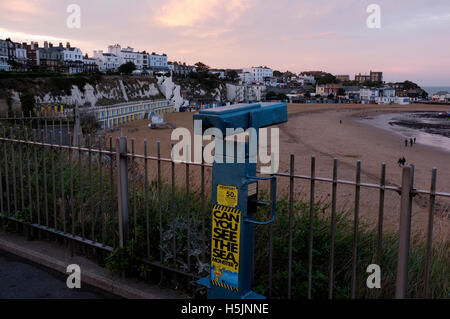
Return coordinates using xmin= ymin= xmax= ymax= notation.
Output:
xmin=196 ymin=102 xmax=287 ymax=299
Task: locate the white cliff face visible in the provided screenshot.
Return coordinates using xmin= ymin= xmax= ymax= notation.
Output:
xmin=30 ymin=78 xmax=164 ymax=107
xmin=119 ymin=80 xmax=129 ymax=101
xmin=156 ymin=75 xmax=188 ymax=111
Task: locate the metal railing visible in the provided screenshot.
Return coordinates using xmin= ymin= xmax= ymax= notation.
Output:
xmin=0 ymin=126 xmax=448 ymax=299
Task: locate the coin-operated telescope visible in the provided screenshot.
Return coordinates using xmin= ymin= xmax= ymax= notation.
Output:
xmin=195 ymin=102 xmax=287 ymax=299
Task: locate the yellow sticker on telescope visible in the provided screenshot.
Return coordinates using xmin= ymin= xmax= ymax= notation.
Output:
xmin=210 ymin=204 xmax=241 ymax=292
xmin=217 ymin=185 xmax=238 ymax=207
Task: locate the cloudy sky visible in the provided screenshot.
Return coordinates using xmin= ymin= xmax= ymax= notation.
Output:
xmin=1 ymin=0 xmax=450 ymax=86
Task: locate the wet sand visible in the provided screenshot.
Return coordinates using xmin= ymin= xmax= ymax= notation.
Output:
xmin=104 ymin=103 xmax=450 ymax=241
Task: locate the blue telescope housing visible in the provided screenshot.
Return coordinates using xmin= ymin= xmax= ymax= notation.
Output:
xmin=195 ymin=102 xmax=287 ymax=299
xmin=193 ymin=102 xmax=287 ymax=136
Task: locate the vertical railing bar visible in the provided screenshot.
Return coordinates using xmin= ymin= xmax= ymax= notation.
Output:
xmin=157 ymin=141 xmax=163 ymax=273
xmin=132 ymin=138 xmax=137 ymax=241
xmin=51 ymin=129 xmax=57 ymax=232
xmin=328 ymin=158 xmax=338 ymax=299
xmin=3 ymin=128 xmax=10 ymax=218
xmin=395 ymin=164 xmax=414 ymax=299
xmin=201 ymin=145 xmax=206 ymax=262
xmin=376 ymin=163 xmax=386 ymax=267
xmin=10 ymin=128 xmax=17 ymax=217
xmin=18 ymin=128 xmax=25 ymax=216
xmin=424 ymin=167 xmax=437 ymax=299
xmin=144 ymin=140 xmax=150 ymax=258
xmin=99 ymin=135 xmax=105 ymax=246
xmin=185 ymin=144 xmax=191 ymax=272
xmin=42 ymin=129 xmax=49 ymax=231
xmin=25 ymin=129 xmax=33 ymax=227
xmin=109 ymin=136 xmax=115 ymax=248
xmin=351 ymin=160 xmax=361 ymax=299
xmin=44 ymin=119 xmax=48 ymax=142
xmin=69 ymin=132 xmax=74 ymax=237
xmin=116 ymin=136 xmax=129 ymax=248
xmin=78 ymin=134 xmax=84 ymax=240
xmin=33 ymin=129 xmax=41 ymax=228
xmin=88 ymin=134 xmax=95 ymax=242
xmin=171 ymin=143 xmax=177 ymax=271
xmin=308 ymin=155 xmax=316 ymax=299
xmin=60 ymin=130 xmax=66 ymax=234
xmin=288 ymin=154 xmax=295 ymax=299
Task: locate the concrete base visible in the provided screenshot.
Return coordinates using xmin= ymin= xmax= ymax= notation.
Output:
xmin=0 ymin=230 xmax=186 ymax=299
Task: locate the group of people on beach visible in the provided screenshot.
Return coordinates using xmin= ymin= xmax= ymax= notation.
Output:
xmin=405 ymin=137 xmax=416 ymax=147
xmin=399 ymin=137 xmax=417 ymax=166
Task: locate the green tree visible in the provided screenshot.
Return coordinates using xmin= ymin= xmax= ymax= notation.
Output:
xmin=225 ymin=70 xmax=239 ymax=82
xmin=194 ymin=62 xmax=210 ymax=73
xmin=273 ymin=70 xmax=283 ymax=77
xmin=266 ymin=91 xmax=277 ymax=100
xmin=7 ymin=59 xmax=22 ymax=71
xmin=316 ymin=73 xmax=338 ymax=85
xmin=20 ymin=91 xmax=36 ymax=115
xmin=277 ymin=93 xmax=288 ymax=101
xmin=118 ymin=62 xmax=136 ymax=75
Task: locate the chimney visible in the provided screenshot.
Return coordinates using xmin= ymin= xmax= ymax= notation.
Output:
xmin=59 ymin=42 xmax=63 ymax=47
xmin=44 ymin=41 xmax=48 ymax=48
xmin=66 ymin=42 xmax=70 ymax=48
xmin=49 ymin=42 xmax=53 ymax=48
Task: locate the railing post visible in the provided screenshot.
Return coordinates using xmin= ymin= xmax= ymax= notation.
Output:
xmin=396 ymin=164 xmax=414 ymax=299
xmin=116 ymin=136 xmax=129 ymax=248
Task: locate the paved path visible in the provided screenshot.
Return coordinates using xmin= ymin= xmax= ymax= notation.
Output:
xmin=0 ymin=250 xmax=116 ymax=299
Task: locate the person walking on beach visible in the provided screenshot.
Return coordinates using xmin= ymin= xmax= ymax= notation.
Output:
xmin=405 ymin=139 xmax=408 ymax=147
xmin=414 ymin=137 xmax=416 ymax=144
xmin=402 ymin=157 xmax=406 ymax=166
xmin=410 ymin=138 xmax=413 ymax=147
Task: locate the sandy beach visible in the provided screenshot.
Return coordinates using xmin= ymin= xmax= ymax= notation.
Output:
xmin=105 ymin=103 xmax=450 ymax=241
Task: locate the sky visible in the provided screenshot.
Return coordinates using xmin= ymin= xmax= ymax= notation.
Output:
xmin=1 ymin=0 xmax=450 ymax=86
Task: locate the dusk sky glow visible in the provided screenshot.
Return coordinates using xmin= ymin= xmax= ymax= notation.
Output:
xmin=1 ymin=0 xmax=450 ymax=86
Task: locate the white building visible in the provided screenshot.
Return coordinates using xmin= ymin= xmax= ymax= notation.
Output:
xmin=375 ymin=88 xmax=396 ymax=104
xmin=82 ymin=56 xmax=99 ymax=73
xmin=107 ymin=44 xmax=145 ymax=69
xmin=168 ymin=62 xmax=196 ymax=75
xmin=148 ymin=53 xmax=168 ymax=71
xmin=238 ymin=71 xmax=253 ymax=84
xmin=431 ymin=91 xmax=450 ymax=103
xmin=63 ymin=47 xmax=82 ymax=62
xmin=297 ymin=75 xmax=316 ymax=86
xmin=395 ymin=96 xmax=410 ymax=105
xmin=0 ymin=39 xmax=9 ymax=71
xmin=93 ymin=51 xmax=121 ymax=72
xmin=62 ymin=44 xmax=83 ymax=73
xmin=360 ymin=88 xmax=379 ymax=103
xmin=242 ymin=67 xmax=273 ymax=83
xmin=14 ymin=44 xmax=27 ymax=63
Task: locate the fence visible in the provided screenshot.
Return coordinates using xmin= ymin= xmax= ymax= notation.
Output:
xmin=0 ymin=125 xmax=448 ymax=299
